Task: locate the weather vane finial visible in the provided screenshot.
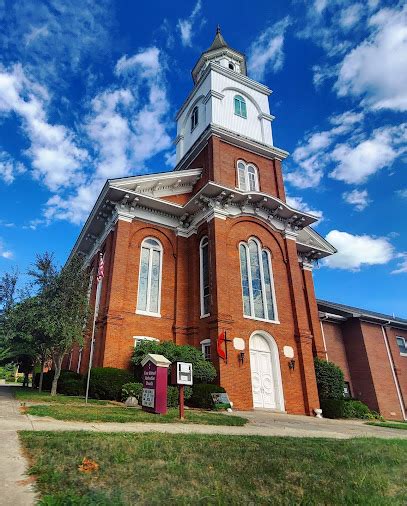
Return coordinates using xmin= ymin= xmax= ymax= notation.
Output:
xmin=216 ymin=24 xmax=221 ymax=34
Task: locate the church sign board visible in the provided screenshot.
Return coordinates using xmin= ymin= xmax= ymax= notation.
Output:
xmin=141 ymin=354 xmax=171 ymax=414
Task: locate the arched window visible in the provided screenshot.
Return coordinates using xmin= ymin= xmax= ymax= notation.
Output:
xmin=239 ymin=238 xmax=277 ymax=321
xmin=237 ymin=160 xmax=259 ymax=191
xmin=228 ymin=62 xmax=235 ymax=70
xmin=191 ymin=106 xmax=199 ymax=131
xmin=234 ymin=95 xmax=247 ymax=118
xmin=200 ymin=236 xmax=210 ymax=317
xmin=137 ymin=238 xmax=163 ymax=316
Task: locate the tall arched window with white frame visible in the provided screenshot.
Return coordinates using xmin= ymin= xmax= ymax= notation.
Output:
xmin=200 ymin=236 xmax=210 ymax=317
xmin=191 ymin=106 xmax=199 ymax=131
xmin=136 ymin=238 xmax=163 ymax=316
xmin=239 ymin=238 xmax=277 ymax=322
xmin=237 ymin=160 xmax=259 ymax=191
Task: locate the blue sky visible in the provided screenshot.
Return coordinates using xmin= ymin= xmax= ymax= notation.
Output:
xmin=0 ymin=0 xmax=406 ymax=316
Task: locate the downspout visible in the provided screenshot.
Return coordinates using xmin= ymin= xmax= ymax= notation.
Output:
xmin=319 ymin=314 xmax=329 ymax=361
xmin=381 ymin=322 xmax=406 ymax=420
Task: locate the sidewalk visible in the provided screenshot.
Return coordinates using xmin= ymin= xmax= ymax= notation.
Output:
xmin=0 ymin=386 xmax=37 ymax=505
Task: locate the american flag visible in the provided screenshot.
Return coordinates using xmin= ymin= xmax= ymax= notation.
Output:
xmin=97 ymin=252 xmax=104 ymax=282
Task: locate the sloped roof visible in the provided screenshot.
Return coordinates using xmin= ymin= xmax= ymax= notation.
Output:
xmin=317 ymin=299 xmax=407 ymax=327
xmin=207 ymin=26 xmax=229 ymax=51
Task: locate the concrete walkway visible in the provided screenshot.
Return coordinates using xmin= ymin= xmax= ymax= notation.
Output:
xmin=0 ymin=386 xmax=37 ymax=505
xmin=1 ymin=386 xmax=406 ymax=506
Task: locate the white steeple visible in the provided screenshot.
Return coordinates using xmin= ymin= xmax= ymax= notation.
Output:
xmin=175 ymin=27 xmax=275 ymax=165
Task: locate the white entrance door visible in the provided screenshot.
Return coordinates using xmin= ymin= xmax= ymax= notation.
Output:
xmin=250 ymin=333 xmax=277 ymax=409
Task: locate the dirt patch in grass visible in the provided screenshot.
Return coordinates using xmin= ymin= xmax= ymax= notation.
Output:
xmin=19 ymin=432 xmax=407 ymax=505
xmin=26 ymin=404 xmax=247 ymax=426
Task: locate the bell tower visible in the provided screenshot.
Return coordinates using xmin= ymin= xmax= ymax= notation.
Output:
xmin=175 ymin=27 xmax=276 ymax=165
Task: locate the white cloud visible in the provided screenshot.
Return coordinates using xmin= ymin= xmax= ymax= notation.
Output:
xmin=339 ymin=4 xmax=363 ymax=30
xmin=323 ymin=230 xmax=395 ymax=270
xmin=0 ymin=239 xmax=13 ymax=259
xmin=286 ymin=110 xmax=364 ymax=188
xmin=177 ymin=1 xmax=203 ymax=47
xmin=392 ymin=254 xmax=407 ymax=274
xmin=0 ymin=64 xmax=88 ymax=191
xmin=0 ymin=0 xmax=112 ymax=88
xmin=336 ymin=5 xmax=407 ymax=111
xmin=247 ymin=17 xmax=291 ymax=81
xmin=0 ymin=152 xmax=25 ymax=184
xmin=396 ymin=189 xmax=407 ymax=199
xmin=45 ymin=47 xmax=172 ymax=224
xmin=342 ymin=189 xmax=370 ymax=211
xmin=286 ymin=195 xmax=324 ymax=222
xmin=330 ymin=124 xmax=406 ymax=184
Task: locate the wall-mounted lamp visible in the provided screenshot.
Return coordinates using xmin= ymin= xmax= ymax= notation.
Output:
xmin=288 ymin=358 xmax=295 ymax=371
xmin=238 ymin=351 xmax=245 ymax=365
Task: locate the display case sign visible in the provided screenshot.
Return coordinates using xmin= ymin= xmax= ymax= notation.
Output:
xmin=141 ymin=353 xmax=171 ymax=414
xmin=211 ymin=392 xmax=231 ymax=408
xmin=171 ymin=362 xmax=193 ymax=386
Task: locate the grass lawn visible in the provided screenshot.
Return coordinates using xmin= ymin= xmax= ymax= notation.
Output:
xmin=26 ymin=404 xmax=247 ymax=426
xmin=14 ymin=388 xmax=113 ymax=405
xmin=20 ymin=432 xmax=407 ymax=505
xmin=367 ymin=421 xmax=407 ymax=431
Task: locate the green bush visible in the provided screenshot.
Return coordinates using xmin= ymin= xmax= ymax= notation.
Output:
xmin=167 ymin=386 xmax=192 ymax=407
xmin=59 ymin=378 xmax=84 ymax=396
xmin=88 ymin=367 xmax=134 ymax=401
xmin=188 ymin=384 xmax=226 ymax=409
xmin=121 ymin=382 xmax=143 ymax=401
xmin=34 ymin=370 xmax=82 ymax=393
xmin=131 ymin=341 xmax=216 ymax=384
xmin=314 ymin=357 xmax=344 ymax=401
xmin=16 ymin=375 xmax=24 ymax=383
xmin=321 ymin=399 xmax=378 ymax=420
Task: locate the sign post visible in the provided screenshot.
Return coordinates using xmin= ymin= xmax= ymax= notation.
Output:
xmin=171 ymin=362 xmax=193 ymax=421
xmin=141 ymin=354 xmax=171 ymax=414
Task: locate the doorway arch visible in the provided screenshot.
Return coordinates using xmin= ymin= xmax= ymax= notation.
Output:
xmin=249 ymin=331 xmax=285 ymax=411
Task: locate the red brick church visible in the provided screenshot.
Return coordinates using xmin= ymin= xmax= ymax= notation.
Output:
xmin=66 ymin=29 xmax=405 ymax=418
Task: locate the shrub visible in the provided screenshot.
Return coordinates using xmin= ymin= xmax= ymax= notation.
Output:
xmin=188 ymin=384 xmax=226 ymax=409
xmin=321 ymin=399 xmax=378 ymax=420
xmin=121 ymin=382 xmax=143 ymax=402
xmin=167 ymin=386 xmax=192 ymax=407
xmin=34 ymin=370 xmax=83 ymax=394
xmin=314 ymin=357 xmax=344 ymax=401
xmin=88 ymin=367 xmax=134 ymax=401
xmin=131 ymin=341 xmax=216 ymax=384
xmin=59 ymin=378 xmax=84 ymax=396
xmin=16 ymin=375 xmax=24 ymax=383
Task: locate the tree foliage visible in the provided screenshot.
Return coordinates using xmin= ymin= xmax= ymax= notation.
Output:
xmin=131 ymin=340 xmax=217 ymax=384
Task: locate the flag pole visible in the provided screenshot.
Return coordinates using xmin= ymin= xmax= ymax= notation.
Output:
xmin=85 ymin=253 xmax=103 ymax=404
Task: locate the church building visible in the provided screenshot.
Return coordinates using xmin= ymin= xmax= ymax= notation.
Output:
xmin=67 ymin=29 xmax=337 ymax=414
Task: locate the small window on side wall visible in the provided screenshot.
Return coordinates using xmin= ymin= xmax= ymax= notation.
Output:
xmin=396 ymin=336 xmax=407 ymax=356
xmin=200 ymin=236 xmax=210 ymax=317
xmin=234 ymin=95 xmax=247 ymax=119
xmin=191 ymin=106 xmax=199 ymax=131
xmin=200 ymin=339 xmax=211 ymax=360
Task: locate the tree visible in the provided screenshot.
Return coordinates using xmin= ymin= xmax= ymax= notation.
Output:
xmin=314 ymin=357 xmax=345 ymax=400
xmin=41 ymin=254 xmax=90 ymax=395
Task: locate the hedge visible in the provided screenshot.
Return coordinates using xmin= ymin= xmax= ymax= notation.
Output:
xmin=87 ymin=367 xmax=134 ymax=401
xmin=188 ymin=384 xmax=226 ymax=409
xmin=132 ymin=341 xmax=216 ymax=384
xmin=314 ymin=357 xmax=344 ymax=401
xmin=34 ymin=370 xmax=83 ymax=394
xmin=321 ymin=399 xmax=379 ymax=420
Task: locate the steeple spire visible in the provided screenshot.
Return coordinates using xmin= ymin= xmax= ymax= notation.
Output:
xmin=207 ymin=25 xmax=229 ymax=52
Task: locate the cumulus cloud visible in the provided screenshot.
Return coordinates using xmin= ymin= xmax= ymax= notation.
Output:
xmin=285 ymin=110 xmax=364 ymax=188
xmin=323 ymin=230 xmax=395 ymax=270
xmin=45 ymin=47 xmax=172 ymax=224
xmin=0 ymin=151 xmax=25 ymax=184
xmin=336 ymin=5 xmax=407 ymax=111
xmin=177 ymin=1 xmax=204 ymax=47
xmin=286 ymin=195 xmax=324 ymax=222
xmin=0 ymin=64 xmax=88 ymax=191
xmin=247 ymin=17 xmax=291 ymax=81
xmin=330 ymin=124 xmax=407 ymax=184
xmin=392 ymin=254 xmax=407 ymax=274
xmin=342 ymin=189 xmax=370 ymax=211
xmin=396 ymin=188 xmax=407 ymax=199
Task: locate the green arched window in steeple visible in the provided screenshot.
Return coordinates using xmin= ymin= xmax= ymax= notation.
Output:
xmin=234 ymin=95 xmax=247 ymax=119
